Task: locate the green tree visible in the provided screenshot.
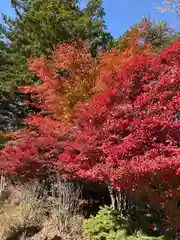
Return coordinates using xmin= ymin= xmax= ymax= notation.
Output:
xmin=0 ymin=23 xmax=34 ymax=99
xmin=4 ymin=0 xmax=105 ymax=56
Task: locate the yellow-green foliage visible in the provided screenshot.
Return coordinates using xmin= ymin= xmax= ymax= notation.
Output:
xmin=83 ymin=206 xmax=164 ymax=240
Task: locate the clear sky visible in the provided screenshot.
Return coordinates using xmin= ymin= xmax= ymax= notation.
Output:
xmin=0 ymin=0 xmax=179 ymax=38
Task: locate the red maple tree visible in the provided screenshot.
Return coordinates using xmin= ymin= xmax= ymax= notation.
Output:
xmin=57 ymin=40 xmax=180 ymax=225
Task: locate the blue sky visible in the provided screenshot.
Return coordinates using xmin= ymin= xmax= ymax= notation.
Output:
xmin=0 ymin=0 xmax=179 ymax=38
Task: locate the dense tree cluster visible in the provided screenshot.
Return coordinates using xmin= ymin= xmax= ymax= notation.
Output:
xmin=0 ymin=35 xmax=180 ymax=231
xmin=0 ymin=0 xmax=180 ymax=237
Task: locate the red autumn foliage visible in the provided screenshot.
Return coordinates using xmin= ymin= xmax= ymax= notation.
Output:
xmin=0 ymin=116 xmax=69 ymax=177
xmin=58 ymin=40 xmax=180 ymax=185
xmin=0 ymin=38 xmax=180 ymax=225
xmin=0 ymin=38 xmax=150 ymax=177
xmin=57 ymin=40 xmax=180 ymax=222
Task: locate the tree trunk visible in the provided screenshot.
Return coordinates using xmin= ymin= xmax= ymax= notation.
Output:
xmin=108 ymin=185 xmax=116 ymax=209
xmin=108 ymin=185 xmax=129 ymax=216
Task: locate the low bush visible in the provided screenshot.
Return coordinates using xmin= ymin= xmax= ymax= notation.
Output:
xmin=83 ymin=205 xmax=164 ymax=240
